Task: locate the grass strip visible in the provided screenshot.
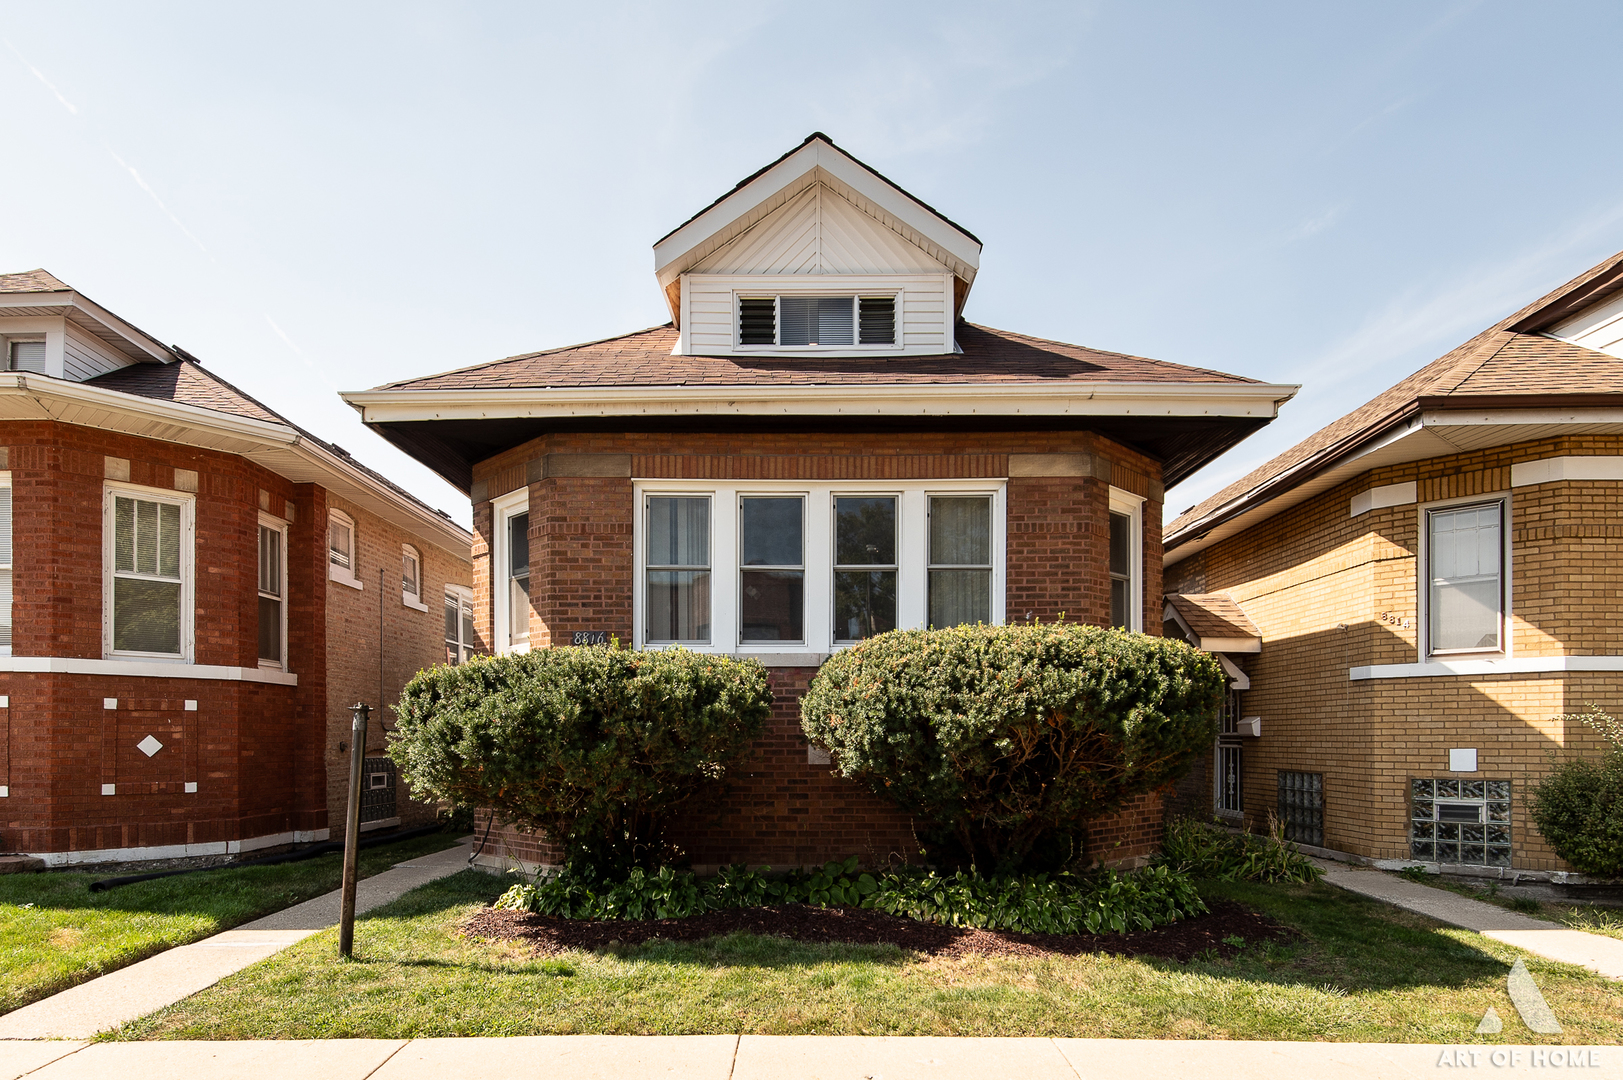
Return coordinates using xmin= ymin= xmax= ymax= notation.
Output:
xmin=112 ymin=871 xmax=1623 ymax=1044
xmin=0 ymin=830 xmax=460 ymax=1014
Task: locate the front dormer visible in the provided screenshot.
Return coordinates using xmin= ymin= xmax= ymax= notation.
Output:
xmin=654 ymin=134 xmax=982 ymax=358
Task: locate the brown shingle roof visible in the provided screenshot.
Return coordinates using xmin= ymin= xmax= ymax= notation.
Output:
xmin=0 ymin=269 xmax=70 ymax=294
xmin=85 ymin=362 xmax=464 ymax=531
xmin=1166 ymin=593 xmax=1260 ymax=642
xmin=1167 ymin=247 xmax=1623 ymax=541
xmin=377 ymin=321 xmax=1262 ymax=393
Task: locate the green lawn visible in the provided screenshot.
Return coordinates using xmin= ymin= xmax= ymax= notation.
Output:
xmin=1 ymin=831 xmax=460 ymax=1015
xmin=113 ymin=870 xmax=1623 ymax=1044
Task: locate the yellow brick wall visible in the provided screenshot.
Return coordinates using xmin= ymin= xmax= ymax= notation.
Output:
xmin=1167 ymin=435 xmax=1623 ymax=872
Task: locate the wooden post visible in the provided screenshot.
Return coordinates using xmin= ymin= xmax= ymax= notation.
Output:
xmin=339 ymin=701 xmax=370 ymax=959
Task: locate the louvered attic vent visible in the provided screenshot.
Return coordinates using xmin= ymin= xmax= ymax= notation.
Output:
xmin=737 ymin=295 xmax=896 ymax=347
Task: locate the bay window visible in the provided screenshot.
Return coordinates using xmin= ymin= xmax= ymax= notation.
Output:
xmin=636 ymin=481 xmax=1004 ymax=652
xmin=105 ymin=484 xmax=193 ymax=659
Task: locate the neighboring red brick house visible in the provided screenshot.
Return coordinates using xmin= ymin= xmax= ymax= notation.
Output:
xmin=0 ymin=270 xmax=473 ymax=864
xmin=345 ymin=134 xmax=1295 ymax=870
xmin=1162 ymin=248 xmax=1623 ymax=880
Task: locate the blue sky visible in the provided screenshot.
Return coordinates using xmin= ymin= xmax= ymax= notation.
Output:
xmin=5 ymin=2 xmax=1623 ymax=528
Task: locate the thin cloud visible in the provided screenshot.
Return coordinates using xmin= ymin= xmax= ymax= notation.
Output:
xmin=1281 ymin=204 xmax=1349 ymax=244
xmin=103 ymin=145 xmax=211 ymax=256
xmin=4 ymin=38 xmax=77 ymax=114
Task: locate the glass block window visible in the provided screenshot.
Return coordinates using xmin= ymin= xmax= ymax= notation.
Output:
xmin=1411 ymin=778 xmax=1511 ymax=867
xmin=1277 ymin=771 xmax=1324 ymax=847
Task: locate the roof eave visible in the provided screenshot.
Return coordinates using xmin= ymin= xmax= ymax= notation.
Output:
xmin=0 ymin=290 xmax=174 ymax=363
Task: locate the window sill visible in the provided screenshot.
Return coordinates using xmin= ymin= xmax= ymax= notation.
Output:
xmin=402 ymin=596 xmax=429 ymax=613
xmin=329 ymin=569 xmax=364 ymax=591
xmin=3 ymin=655 xmax=297 ymax=685
xmin=1349 ymin=655 xmax=1623 ymax=680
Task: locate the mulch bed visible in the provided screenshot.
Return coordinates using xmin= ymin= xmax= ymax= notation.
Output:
xmin=463 ymin=900 xmax=1294 ymax=962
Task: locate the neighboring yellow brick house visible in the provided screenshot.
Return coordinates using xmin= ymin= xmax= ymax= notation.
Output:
xmin=1162 ymin=249 xmax=1623 ymax=881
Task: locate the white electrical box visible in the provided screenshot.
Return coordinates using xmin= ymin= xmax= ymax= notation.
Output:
xmin=1449 ymin=748 xmax=1478 ymax=772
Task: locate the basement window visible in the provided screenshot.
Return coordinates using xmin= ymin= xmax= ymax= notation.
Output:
xmin=1411 ymin=778 xmax=1511 ymax=867
xmin=1277 ymin=771 xmax=1324 ymax=848
xmin=737 ymin=295 xmax=896 ymax=347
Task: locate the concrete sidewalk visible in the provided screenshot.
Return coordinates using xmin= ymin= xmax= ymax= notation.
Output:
xmin=1317 ymin=862 xmax=1623 ymax=979
xmin=0 ymin=839 xmax=477 ymax=1041
xmin=3 ymin=1036 xmax=1616 ymax=1080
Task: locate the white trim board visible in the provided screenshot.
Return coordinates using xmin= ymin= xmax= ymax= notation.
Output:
xmin=30 ymin=828 xmax=330 ymax=866
xmin=0 ymin=656 xmax=298 ymax=685
xmin=1350 ymin=655 xmax=1623 ymax=680
xmin=1511 ymin=455 xmax=1623 ymax=486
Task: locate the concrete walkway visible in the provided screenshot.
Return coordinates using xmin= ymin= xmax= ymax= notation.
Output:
xmin=2 ymin=1036 xmax=1616 ymax=1080
xmin=1317 ymin=862 xmax=1623 ymax=979
xmin=0 ymin=840 xmax=476 ymax=1040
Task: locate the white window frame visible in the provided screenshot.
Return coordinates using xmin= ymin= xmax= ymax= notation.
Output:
xmin=103 ymin=481 xmax=196 ymax=663
xmin=327 ymin=509 xmax=362 ymax=591
xmin=1108 ymin=486 xmax=1145 ymax=633
xmin=401 ymin=544 xmax=427 ymax=612
xmin=633 ymin=479 xmax=1006 ymax=655
xmin=733 ymin=289 xmax=905 ymax=353
xmin=257 ymin=511 xmax=289 ymax=670
xmin=491 ymin=488 xmax=532 ymax=655
xmin=1417 ymin=493 xmax=1511 ymax=661
xmin=0 ymin=471 xmax=11 ymax=657
xmin=444 ymin=583 xmax=475 ymax=664
xmin=4 ymin=336 xmax=47 ymax=374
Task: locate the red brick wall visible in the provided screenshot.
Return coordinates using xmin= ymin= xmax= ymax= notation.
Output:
xmin=0 ymin=421 xmax=470 ymax=857
xmin=460 ymin=428 xmax=1170 ymax=869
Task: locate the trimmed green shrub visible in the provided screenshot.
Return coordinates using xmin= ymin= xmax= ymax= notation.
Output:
xmin=1157 ymin=816 xmax=1323 ymax=885
xmin=388 ymin=645 xmax=771 ymax=875
xmin=1529 ymin=706 xmax=1623 ymax=877
xmin=799 ymin=622 xmax=1225 ymax=873
xmin=493 ymin=856 xmax=1207 ymax=936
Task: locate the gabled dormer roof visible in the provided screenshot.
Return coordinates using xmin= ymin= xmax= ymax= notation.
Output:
xmin=0 ymin=268 xmax=174 ymax=365
xmin=652 ymin=133 xmax=983 ymax=322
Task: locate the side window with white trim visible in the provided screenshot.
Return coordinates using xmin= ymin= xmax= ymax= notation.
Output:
xmin=328 ymin=509 xmax=361 ymax=589
xmin=401 ymin=544 xmax=427 ymax=610
xmin=258 ymin=516 xmax=287 ymax=667
xmin=1426 ymin=500 xmax=1504 ymax=655
xmin=106 ymin=485 xmax=194 ymax=659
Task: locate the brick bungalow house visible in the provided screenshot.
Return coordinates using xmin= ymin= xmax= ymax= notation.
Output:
xmin=0 ymin=270 xmax=474 ymax=864
xmin=1162 ymin=248 xmax=1623 ymax=880
xmin=343 ymin=134 xmax=1296 ymax=871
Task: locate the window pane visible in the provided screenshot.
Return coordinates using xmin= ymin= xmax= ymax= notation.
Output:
xmin=9 ymin=340 xmax=46 ymax=373
xmin=258 ymin=595 xmax=282 ymax=662
xmin=647 ymin=497 xmax=708 ymax=566
xmin=1433 ymin=577 xmax=1500 ymax=650
xmin=259 ymin=526 xmax=281 ymax=597
xmin=741 ymin=569 xmax=803 ymax=642
xmin=403 ymin=552 xmax=418 ymax=595
xmin=1111 ymin=577 xmax=1131 ymax=630
xmin=444 ymin=594 xmax=458 ymax=641
xmin=929 ymin=569 xmax=991 ymax=628
xmin=835 ymin=497 xmax=896 ymax=566
xmin=930 ymin=497 xmax=990 ymax=565
xmin=158 ymin=503 xmax=180 ymax=578
xmin=740 ymin=498 xmax=802 ymax=566
xmin=329 ymin=519 xmax=351 ymax=568
xmin=115 ymin=497 xmax=135 ymax=573
xmin=135 ymin=499 xmax=157 ymax=574
xmin=835 ymin=570 xmax=896 ymax=642
xmin=508 ymin=513 xmax=529 ymax=577
xmin=462 ymin=602 xmax=475 ymax=648
xmin=0 ymin=568 xmax=11 ymax=648
xmin=859 ymin=296 xmax=895 ymax=345
xmin=778 ymin=297 xmax=853 ymax=345
xmin=647 ymin=569 xmax=710 ymax=642
xmin=1109 ymin=511 xmax=1131 ymax=577
xmin=113 ymin=577 xmax=181 ymax=654
xmin=1429 ymin=503 xmax=1502 ymax=651
xmin=509 ymin=575 xmax=530 ymax=644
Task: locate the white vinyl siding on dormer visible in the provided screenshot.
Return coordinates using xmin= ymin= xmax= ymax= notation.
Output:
xmin=685 ymin=273 xmax=951 ymax=357
xmin=0 ymin=317 xmax=136 ymax=381
xmin=692 ymin=184 xmax=948 ymax=278
xmin=63 ymin=323 xmax=136 ymax=381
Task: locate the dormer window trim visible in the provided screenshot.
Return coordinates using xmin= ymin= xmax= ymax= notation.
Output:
xmin=731 ymin=289 xmax=904 ymax=353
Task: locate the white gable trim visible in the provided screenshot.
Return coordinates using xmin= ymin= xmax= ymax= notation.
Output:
xmin=654 ymin=140 xmax=981 ymax=289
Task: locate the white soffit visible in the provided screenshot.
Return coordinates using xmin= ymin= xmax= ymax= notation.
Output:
xmin=1168 ymin=408 xmax=1623 ymax=565
xmin=654 ymin=142 xmax=982 ymax=288
xmin=342 ymin=380 xmax=1298 ymax=425
xmin=0 ymin=374 xmax=469 ymax=557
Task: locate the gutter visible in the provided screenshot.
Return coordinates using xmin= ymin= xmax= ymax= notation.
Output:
xmin=0 ymin=374 xmax=470 ymax=556
xmin=342 ymin=380 xmax=1300 ymax=425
